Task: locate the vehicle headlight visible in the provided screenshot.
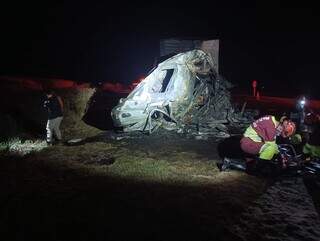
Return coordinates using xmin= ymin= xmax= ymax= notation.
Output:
xmin=299 ymin=99 xmax=306 ymax=107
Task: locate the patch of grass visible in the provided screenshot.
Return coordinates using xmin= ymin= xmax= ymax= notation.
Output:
xmin=28 ymin=134 xmax=268 ymax=216
xmin=0 ymin=140 xmax=9 ymax=154
xmin=108 ymin=147 xmax=218 ymax=179
xmin=0 ymin=138 xmax=48 ymax=156
xmin=0 ymin=138 xmax=21 ymax=154
xmin=33 ymin=141 xmax=242 ymax=187
xmin=30 ymin=141 xmax=268 ymax=223
xmin=56 ymin=88 xmax=101 ymax=140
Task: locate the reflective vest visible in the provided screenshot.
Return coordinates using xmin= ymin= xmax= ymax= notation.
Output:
xmin=244 ymin=115 xmax=279 ymax=142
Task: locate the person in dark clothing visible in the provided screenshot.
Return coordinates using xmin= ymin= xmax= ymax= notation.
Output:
xmin=44 ymin=90 xmax=64 ymax=145
xmin=303 ymin=114 xmax=320 ymax=158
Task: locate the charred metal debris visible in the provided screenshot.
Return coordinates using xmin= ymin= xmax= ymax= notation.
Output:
xmin=111 ymin=50 xmax=256 ymax=139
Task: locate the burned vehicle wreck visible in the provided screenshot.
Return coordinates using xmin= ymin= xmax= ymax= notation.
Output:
xmin=111 ymin=49 xmax=253 ymax=137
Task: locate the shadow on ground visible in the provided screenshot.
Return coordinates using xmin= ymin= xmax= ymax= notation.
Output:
xmin=0 ymin=153 xmax=263 ymax=241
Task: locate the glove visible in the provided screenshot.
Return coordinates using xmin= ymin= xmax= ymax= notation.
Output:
xmin=259 ymin=141 xmax=279 ymax=160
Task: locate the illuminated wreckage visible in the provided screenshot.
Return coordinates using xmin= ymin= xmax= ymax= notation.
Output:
xmin=111 ymin=49 xmax=252 ymax=136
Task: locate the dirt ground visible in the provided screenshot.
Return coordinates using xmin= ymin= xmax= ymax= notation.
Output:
xmin=1 ymin=130 xmax=320 ymax=241
xmin=1 ymin=88 xmax=320 ymax=241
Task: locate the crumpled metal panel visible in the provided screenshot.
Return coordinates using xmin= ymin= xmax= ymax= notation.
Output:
xmin=111 ymin=49 xmax=250 ymax=135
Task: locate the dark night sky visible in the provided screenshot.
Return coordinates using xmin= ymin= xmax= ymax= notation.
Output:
xmin=1 ymin=2 xmax=320 ymax=97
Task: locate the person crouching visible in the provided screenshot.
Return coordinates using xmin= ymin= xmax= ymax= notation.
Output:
xmin=240 ymin=115 xmax=296 ymax=170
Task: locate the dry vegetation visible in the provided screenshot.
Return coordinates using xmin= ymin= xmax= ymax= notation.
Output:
xmin=56 ymin=88 xmax=102 ymax=139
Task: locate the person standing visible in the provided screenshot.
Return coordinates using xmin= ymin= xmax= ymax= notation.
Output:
xmin=44 ymin=90 xmax=64 ymax=145
xmin=302 ymin=113 xmax=320 ymax=159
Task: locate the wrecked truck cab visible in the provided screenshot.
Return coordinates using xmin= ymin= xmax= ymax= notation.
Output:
xmin=111 ymin=50 xmax=210 ymax=133
xmin=111 ymin=49 xmax=220 ymax=133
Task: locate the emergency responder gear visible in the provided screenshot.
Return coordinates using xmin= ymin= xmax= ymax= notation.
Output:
xmin=259 ymin=141 xmax=279 ymax=160
xmin=241 ymin=115 xmax=295 ymax=161
xmin=281 ymin=120 xmax=296 ymax=138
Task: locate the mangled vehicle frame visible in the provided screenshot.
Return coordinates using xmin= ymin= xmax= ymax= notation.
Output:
xmin=111 ymin=49 xmax=252 ymax=137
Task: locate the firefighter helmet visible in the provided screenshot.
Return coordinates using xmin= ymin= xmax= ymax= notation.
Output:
xmin=281 ymin=120 xmax=296 ymax=138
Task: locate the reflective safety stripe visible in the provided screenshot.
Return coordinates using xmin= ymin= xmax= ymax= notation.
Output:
xmin=271 ymin=116 xmax=278 ymax=126
xmin=244 ymin=125 xmax=262 ymax=142
xmin=244 ymin=116 xmax=279 ymax=142
xmin=259 ymin=141 xmax=279 ymax=160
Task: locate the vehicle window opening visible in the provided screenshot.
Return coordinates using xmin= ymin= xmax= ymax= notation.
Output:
xmin=160 ymin=69 xmax=174 ymax=92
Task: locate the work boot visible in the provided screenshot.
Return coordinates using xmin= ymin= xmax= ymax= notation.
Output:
xmin=220 ymin=158 xmax=246 ymax=172
xmin=221 ymin=158 xmax=231 ymax=171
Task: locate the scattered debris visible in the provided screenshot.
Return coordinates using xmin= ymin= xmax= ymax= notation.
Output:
xmin=111 ymin=49 xmax=255 ymax=139
xmin=191 ymin=174 xmax=215 ymax=179
xmin=66 ymin=138 xmax=84 ymax=146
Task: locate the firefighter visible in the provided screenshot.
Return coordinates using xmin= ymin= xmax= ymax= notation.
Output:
xmin=240 ymin=115 xmax=296 ymax=161
xmin=44 ymin=89 xmax=64 ymax=145
xmin=220 ymin=115 xmax=296 ymax=172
